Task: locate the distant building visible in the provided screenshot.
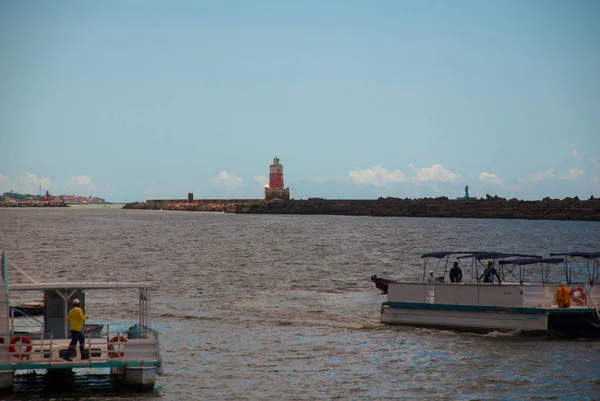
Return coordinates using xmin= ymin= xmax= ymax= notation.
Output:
xmin=264 ymin=156 xmax=290 ymax=201
xmin=62 ymin=195 xmax=105 ymax=204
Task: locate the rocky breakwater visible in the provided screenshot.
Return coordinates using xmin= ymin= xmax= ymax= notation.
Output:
xmin=122 ymin=196 xmax=600 ymax=221
xmin=122 ymin=199 xmax=258 ymax=213
xmin=236 ymin=196 xmax=600 ymax=221
xmin=0 ymin=200 xmax=68 ymax=208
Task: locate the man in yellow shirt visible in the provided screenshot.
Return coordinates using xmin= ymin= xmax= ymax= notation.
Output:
xmin=64 ymin=298 xmax=87 ymax=361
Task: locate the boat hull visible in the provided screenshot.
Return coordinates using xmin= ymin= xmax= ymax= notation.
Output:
xmin=111 ymin=366 xmax=158 ymax=389
xmin=381 ymin=303 xmax=548 ymax=334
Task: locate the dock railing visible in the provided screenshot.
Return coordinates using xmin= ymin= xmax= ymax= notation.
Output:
xmin=0 ymin=326 xmax=161 ymax=368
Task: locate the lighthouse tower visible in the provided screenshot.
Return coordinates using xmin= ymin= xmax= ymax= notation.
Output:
xmin=265 ymin=156 xmax=290 ymax=201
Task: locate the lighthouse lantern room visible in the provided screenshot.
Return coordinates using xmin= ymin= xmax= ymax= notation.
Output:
xmin=265 ymin=156 xmax=290 ymax=201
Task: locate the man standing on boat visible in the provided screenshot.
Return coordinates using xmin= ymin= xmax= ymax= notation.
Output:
xmin=480 ymin=261 xmax=501 ymax=284
xmin=450 ymin=262 xmax=463 ymax=283
xmin=64 ymin=298 xmax=88 ymax=361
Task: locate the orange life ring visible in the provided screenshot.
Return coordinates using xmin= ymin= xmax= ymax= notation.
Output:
xmin=570 ymin=287 xmax=586 ymax=304
xmin=9 ymin=335 xmax=32 ymax=358
xmin=108 ymin=336 xmax=127 ymax=358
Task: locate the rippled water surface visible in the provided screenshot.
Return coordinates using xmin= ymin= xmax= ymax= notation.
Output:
xmin=1 ymin=208 xmax=599 ymax=400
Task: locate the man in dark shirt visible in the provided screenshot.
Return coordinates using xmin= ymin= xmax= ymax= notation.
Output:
xmin=449 ymin=262 xmax=463 ymax=283
xmin=480 ymin=261 xmax=501 ymax=283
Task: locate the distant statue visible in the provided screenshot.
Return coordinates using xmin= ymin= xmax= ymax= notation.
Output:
xmin=456 ymin=185 xmax=471 ymax=201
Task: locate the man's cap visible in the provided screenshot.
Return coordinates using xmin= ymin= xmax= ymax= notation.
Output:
xmin=73 ymin=299 xmax=80 ymax=305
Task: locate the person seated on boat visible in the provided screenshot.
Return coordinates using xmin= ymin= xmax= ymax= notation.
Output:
xmin=427 ymin=271 xmax=436 ymax=283
xmin=449 ymin=262 xmax=463 ymax=283
xmin=64 ymin=298 xmax=88 ymax=361
xmin=480 ymin=261 xmax=501 ymax=284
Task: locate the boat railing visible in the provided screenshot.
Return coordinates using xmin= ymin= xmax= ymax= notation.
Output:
xmin=584 ymin=284 xmax=600 ymax=324
xmin=0 ymin=326 xmax=161 ymax=367
xmin=387 ymin=282 xmax=595 ymax=310
xmin=9 ymin=314 xmax=44 ymax=338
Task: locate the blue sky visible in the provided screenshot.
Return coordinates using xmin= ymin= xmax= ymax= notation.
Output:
xmin=1 ymin=1 xmax=599 ymax=202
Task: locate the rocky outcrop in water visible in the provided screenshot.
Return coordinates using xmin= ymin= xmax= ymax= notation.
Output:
xmin=122 ymin=196 xmax=600 ymax=221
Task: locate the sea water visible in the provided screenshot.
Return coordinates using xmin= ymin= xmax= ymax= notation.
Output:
xmin=0 ymin=208 xmax=599 ymax=400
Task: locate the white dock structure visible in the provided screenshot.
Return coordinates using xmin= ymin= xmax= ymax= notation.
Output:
xmin=0 ymin=252 xmax=162 ymax=392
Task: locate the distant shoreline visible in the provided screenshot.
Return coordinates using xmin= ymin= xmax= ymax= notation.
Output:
xmin=0 ymin=202 xmax=126 ymax=208
xmin=122 ymin=196 xmax=600 ymax=222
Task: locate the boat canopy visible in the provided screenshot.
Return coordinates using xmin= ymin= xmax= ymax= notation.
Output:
xmin=549 ymin=251 xmax=600 ymax=284
xmin=499 ymin=258 xmax=564 ymax=265
xmin=420 ymin=251 xmax=480 ymax=259
xmin=9 ymin=282 xmax=152 ymax=291
xmin=549 ymin=252 xmax=600 ymax=258
xmin=471 ymin=252 xmax=542 ymax=260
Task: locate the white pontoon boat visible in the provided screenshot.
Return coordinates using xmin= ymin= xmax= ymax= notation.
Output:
xmin=379 ymin=251 xmax=600 ymax=337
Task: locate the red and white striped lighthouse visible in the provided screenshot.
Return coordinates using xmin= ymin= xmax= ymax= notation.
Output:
xmin=265 ymin=156 xmax=290 ymax=200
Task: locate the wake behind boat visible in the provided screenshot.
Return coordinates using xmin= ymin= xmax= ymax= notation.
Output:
xmin=379 ymin=251 xmax=600 ymax=337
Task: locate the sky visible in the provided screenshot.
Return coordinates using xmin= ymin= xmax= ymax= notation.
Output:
xmin=1 ymin=0 xmax=599 ymax=202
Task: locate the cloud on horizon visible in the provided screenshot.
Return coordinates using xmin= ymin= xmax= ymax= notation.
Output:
xmin=590 ymin=157 xmax=600 ymax=168
xmin=560 ymin=169 xmax=584 ymax=181
xmin=348 ymin=165 xmax=407 ymax=187
xmin=0 ymin=174 xmax=12 ymax=193
xmin=572 ymin=149 xmax=581 ymax=158
xmin=254 ymin=175 xmax=268 ymax=187
xmin=408 ymin=163 xmax=461 ymax=183
xmin=531 ymin=168 xmax=556 ymax=182
xmin=212 ymin=171 xmax=242 ymax=187
xmin=479 ymin=172 xmax=502 ymax=186
xmin=20 ymin=173 xmax=54 ymax=194
xmin=66 ymin=175 xmax=96 ymax=193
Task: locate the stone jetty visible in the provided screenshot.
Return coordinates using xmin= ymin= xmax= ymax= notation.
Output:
xmin=0 ymin=200 xmax=68 ymax=208
xmin=123 ymin=195 xmax=600 ymax=221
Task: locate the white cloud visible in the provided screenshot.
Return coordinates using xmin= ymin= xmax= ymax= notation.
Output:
xmin=560 ymin=169 xmax=584 ymax=181
xmin=531 ymin=169 xmax=555 ymax=182
xmin=66 ymin=175 xmax=96 ymax=192
xmin=518 ymin=178 xmax=526 ymax=184
xmin=572 ymin=149 xmax=580 ymax=158
xmin=479 ymin=172 xmax=502 ymax=186
xmin=212 ymin=171 xmax=242 ymax=187
xmin=254 ymin=175 xmax=268 ymax=187
xmin=0 ymin=175 xmax=12 ymax=193
xmin=409 ymin=163 xmax=461 ymax=183
xmin=590 ymin=157 xmax=600 ymax=168
xmin=348 ymin=165 xmax=406 ymax=187
xmin=20 ymin=173 xmax=53 ymax=194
